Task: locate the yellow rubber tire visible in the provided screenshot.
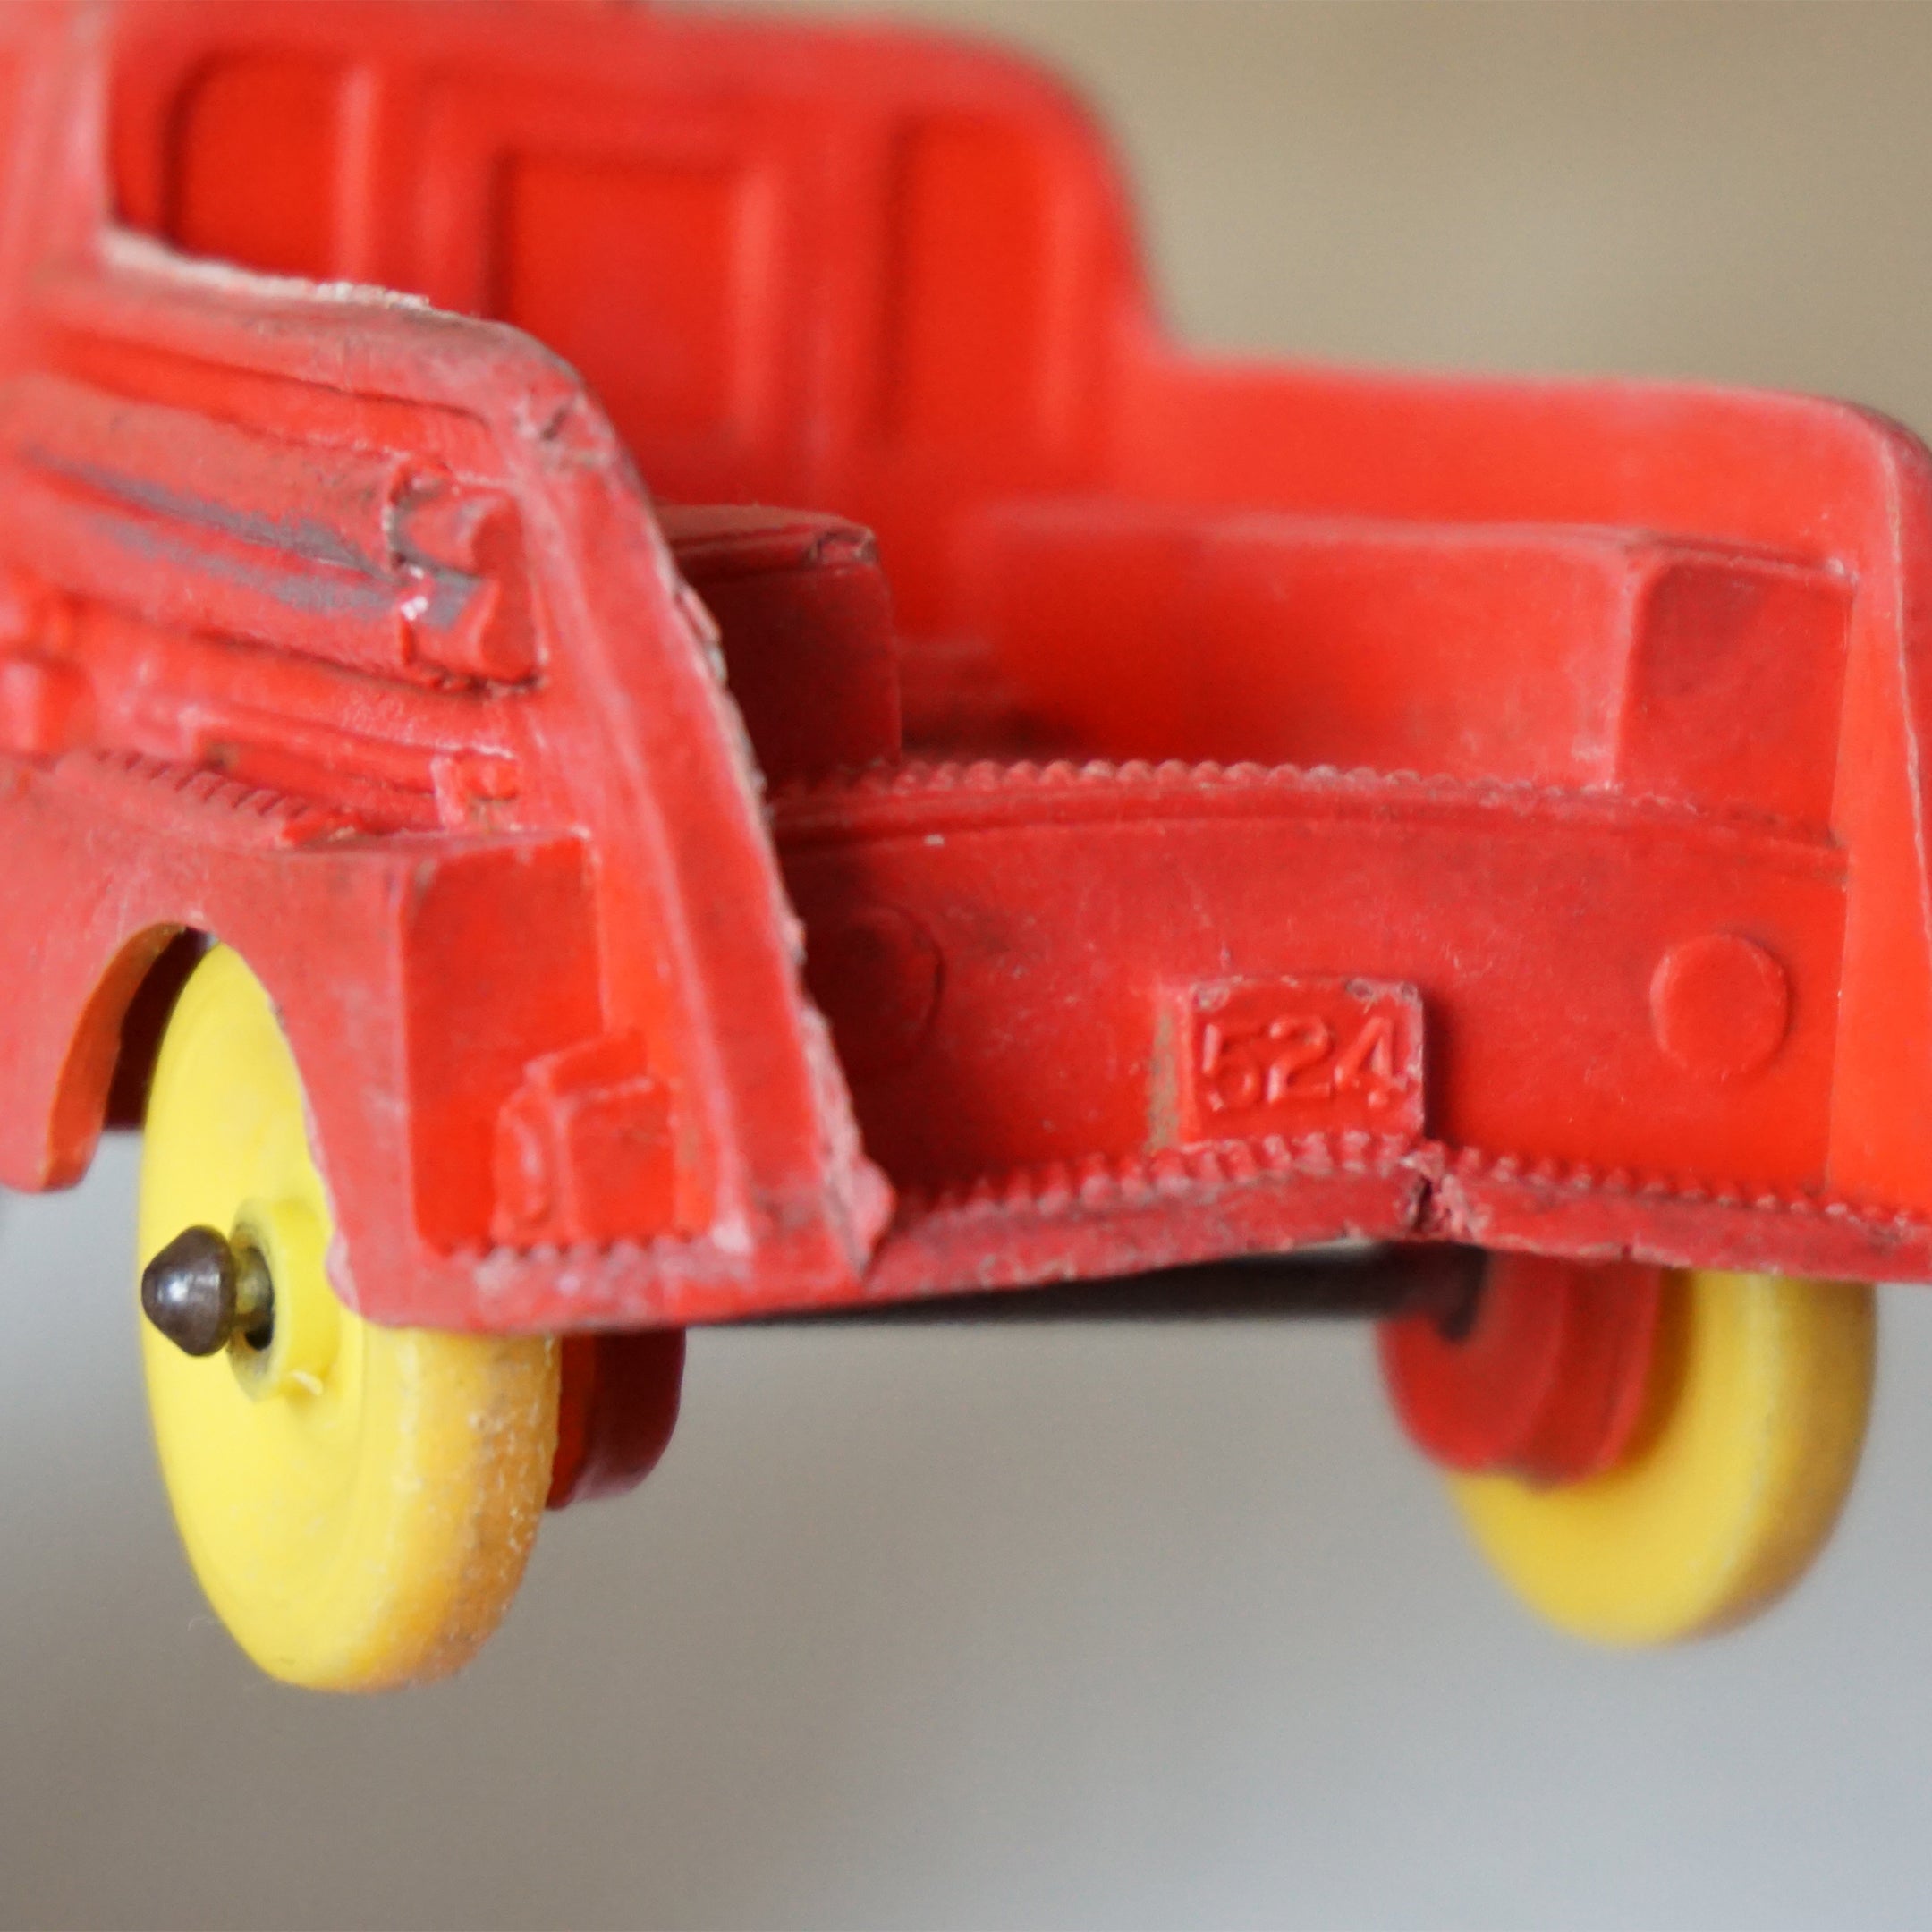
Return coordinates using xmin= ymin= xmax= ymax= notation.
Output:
xmin=1452 ymin=1269 xmax=1874 ymax=1645
xmin=139 ymin=945 xmax=559 ymax=1690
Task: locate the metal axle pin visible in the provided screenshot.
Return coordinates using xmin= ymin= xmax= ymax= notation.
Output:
xmin=140 ymin=1225 xmax=275 ymax=1358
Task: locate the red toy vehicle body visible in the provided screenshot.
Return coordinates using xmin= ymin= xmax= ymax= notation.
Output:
xmin=0 ymin=0 xmax=1919 ymax=1680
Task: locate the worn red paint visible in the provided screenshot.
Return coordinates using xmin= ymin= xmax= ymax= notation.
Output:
xmin=1 ymin=2 xmax=1928 ymax=1500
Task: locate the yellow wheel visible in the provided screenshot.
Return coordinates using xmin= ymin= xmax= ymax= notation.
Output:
xmin=138 ymin=945 xmax=560 ymax=1690
xmin=1449 ymin=1268 xmax=1875 ymax=1645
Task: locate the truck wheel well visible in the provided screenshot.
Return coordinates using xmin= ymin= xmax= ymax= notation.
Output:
xmin=103 ymin=929 xmax=208 ymax=1131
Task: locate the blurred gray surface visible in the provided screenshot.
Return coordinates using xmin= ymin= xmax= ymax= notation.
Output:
xmin=9 ymin=1148 xmax=1932 ymax=1930
xmin=13 ymin=4 xmax=1932 ymax=1928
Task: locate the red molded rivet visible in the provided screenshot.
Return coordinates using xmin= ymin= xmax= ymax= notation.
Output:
xmin=805 ymin=903 xmax=943 ymax=1077
xmin=1649 ymin=934 xmax=1790 ymax=1080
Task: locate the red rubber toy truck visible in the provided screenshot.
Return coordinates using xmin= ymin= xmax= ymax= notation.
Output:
xmin=0 ymin=0 xmax=1915 ymax=1686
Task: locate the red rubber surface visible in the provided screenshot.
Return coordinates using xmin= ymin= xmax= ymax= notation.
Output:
xmin=1380 ymin=1255 xmax=1665 ymax=1487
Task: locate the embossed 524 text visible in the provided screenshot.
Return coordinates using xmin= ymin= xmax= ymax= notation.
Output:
xmin=1173 ymin=975 xmax=1425 ymax=1143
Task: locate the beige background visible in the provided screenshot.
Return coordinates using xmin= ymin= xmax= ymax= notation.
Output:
xmin=11 ymin=4 xmax=1932 ymax=1927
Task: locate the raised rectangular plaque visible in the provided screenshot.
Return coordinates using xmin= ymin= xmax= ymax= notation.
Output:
xmin=1174 ymin=974 xmax=1425 ymax=1143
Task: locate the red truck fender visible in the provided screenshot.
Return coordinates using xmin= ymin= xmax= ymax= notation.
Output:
xmin=0 ymin=37 xmax=890 ymax=1323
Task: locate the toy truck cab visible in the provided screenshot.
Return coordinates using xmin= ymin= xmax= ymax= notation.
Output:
xmin=0 ymin=0 xmax=1923 ymax=1682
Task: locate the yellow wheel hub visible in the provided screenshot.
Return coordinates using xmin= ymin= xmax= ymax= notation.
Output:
xmin=139 ymin=945 xmax=560 ymax=1690
xmin=1452 ymin=1268 xmax=1875 ymax=1644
